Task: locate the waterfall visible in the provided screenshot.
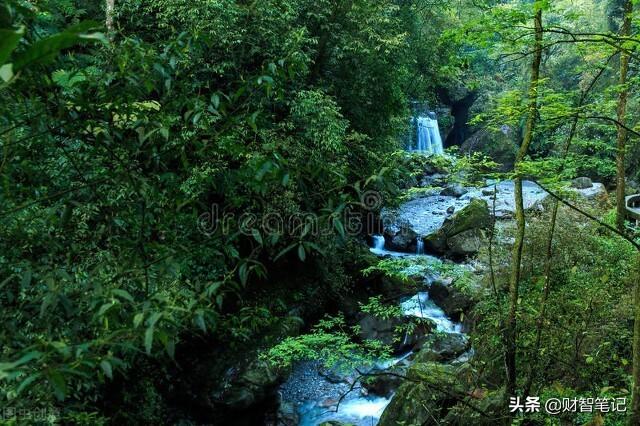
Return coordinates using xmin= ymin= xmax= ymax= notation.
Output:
xmin=372 ymin=234 xmax=385 ymax=250
xmin=416 ymin=238 xmax=424 ymax=255
xmin=413 ymin=115 xmax=444 ymax=155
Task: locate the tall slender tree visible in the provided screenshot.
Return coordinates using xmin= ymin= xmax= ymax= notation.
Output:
xmin=504 ymin=0 xmax=543 ymax=401
xmin=615 ymin=0 xmax=632 ymax=232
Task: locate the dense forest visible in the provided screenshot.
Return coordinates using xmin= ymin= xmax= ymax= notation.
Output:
xmin=2 ymin=0 xmax=640 ymax=424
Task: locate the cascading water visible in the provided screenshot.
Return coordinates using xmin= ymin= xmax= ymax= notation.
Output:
xmin=416 ymin=238 xmax=424 ymax=255
xmin=413 ymin=115 xmax=444 ymax=155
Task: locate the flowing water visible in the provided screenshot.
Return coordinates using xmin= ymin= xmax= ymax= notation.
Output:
xmin=411 ymin=115 xmax=444 ymax=155
xmin=278 ymin=235 xmax=466 ymax=425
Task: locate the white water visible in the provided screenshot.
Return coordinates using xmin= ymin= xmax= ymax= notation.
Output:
xmin=416 ymin=238 xmax=424 ymax=255
xmin=413 ymin=116 xmax=444 ymax=155
xmin=401 ymin=292 xmax=462 ymax=334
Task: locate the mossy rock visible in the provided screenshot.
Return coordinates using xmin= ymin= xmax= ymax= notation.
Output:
xmin=379 ymin=362 xmax=463 ymax=426
xmin=424 ymin=199 xmax=490 ymax=256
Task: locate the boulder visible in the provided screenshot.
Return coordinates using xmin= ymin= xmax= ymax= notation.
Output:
xmin=424 ymin=199 xmax=491 ymax=257
xmin=382 ymin=221 xmax=418 ymax=252
xmin=571 ymin=176 xmax=593 ymax=189
xmin=429 ymin=278 xmax=475 ymax=318
xmin=220 ymin=359 xmax=279 ymax=409
xmin=447 ymin=228 xmax=484 ymax=256
xmin=362 ymin=363 xmax=409 ymax=398
xmin=572 ymin=182 xmax=607 ymax=200
xmin=358 ymin=314 xmax=432 ymax=353
xmin=440 ymin=183 xmax=468 ymax=198
xmin=378 ymin=363 xmax=462 ymax=426
xmin=413 ymin=333 xmax=470 ymax=362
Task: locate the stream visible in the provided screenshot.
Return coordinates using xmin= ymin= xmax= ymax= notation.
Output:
xmin=277 ymin=237 xmax=468 ymax=426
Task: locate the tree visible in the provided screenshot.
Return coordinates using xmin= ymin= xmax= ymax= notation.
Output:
xmin=616 ymin=0 xmax=632 ymax=232
xmin=504 ymin=0 xmax=543 ymax=402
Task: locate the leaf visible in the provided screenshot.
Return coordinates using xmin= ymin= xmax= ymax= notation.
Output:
xmin=100 ymin=360 xmax=113 ymax=379
xmin=14 ymin=21 xmax=106 ymax=72
xmin=0 ymin=27 xmax=24 ymax=65
xmin=297 ymin=244 xmax=306 ymax=261
xmin=133 ymin=313 xmax=144 ymax=328
xmin=20 ymin=269 xmax=32 ymax=287
xmin=0 ymin=351 xmax=41 ymax=371
xmin=47 ymin=369 xmax=67 ymax=401
xmin=16 ymin=373 xmax=41 ymax=395
xmin=144 ymin=326 xmax=154 ymax=355
xmin=251 ymin=228 xmax=263 ymax=245
xmin=112 ymin=289 xmax=134 ymax=303
xmin=194 ymin=313 xmax=206 ymax=332
xmin=239 ymin=263 xmax=249 ymax=285
xmin=0 ymin=63 xmax=14 ymax=83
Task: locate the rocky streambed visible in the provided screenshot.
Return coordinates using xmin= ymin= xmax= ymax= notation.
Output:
xmin=273 ymin=173 xmax=608 ymax=426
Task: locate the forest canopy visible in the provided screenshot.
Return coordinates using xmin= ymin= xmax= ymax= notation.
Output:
xmin=1 ymin=0 xmax=640 ymax=425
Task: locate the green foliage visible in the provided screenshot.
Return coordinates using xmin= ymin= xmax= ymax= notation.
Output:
xmin=263 ymin=314 xmax=390 ymax=371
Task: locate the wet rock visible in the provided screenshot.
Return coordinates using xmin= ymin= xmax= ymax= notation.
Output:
xmin=446 ymin=205 xmax=455 ymax=215
xmin=220 ymin=359 xmax=280 ymax=409
xmin=571 ymin=176 xmax=593 ymax=189
xmin=413 ymin=333 xmax=470 ymax=362
xmin=362 ymin=364 xmax=408 ymax=398
xmin=277 ymin=400 xmax=299 ymax=426
xmin=424 ymin=199 xmax=491 ymax=257
xmin=440 ymin=183 xmax=468 ymax=198
xmin=379 ymin=363 xmax=462 ymax=426
xmin=382 ymin=220 xmax=418 ymax=252
xmin=447 ymin=228 xmax=484 ymax=256
xmin=461 ymin=180 xmax=548 ymax=219
xmin=358 ymin=314 xmax=431 ymax=353
xmin=429 ymin=279 xmax=475 ymax=319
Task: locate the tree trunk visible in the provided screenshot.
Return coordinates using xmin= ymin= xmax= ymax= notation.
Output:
xmin=504 ymin=2 xmax=543 ymax=403
xmin=615 ymin=0 xmax=632 ymax=232
xmin=106 ymin=0 xmax=115 ymax=33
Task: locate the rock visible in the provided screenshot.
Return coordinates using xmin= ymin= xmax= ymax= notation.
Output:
xmin=221 ymin=359 xmax=280 ymax=409
xmin=429 ymin=279 xmax=475 ymax=318
xmin=461 ymin=180 xmax=548 ymax=219
xmin=413 ymin=333 xmax=470 ymax=362
xmin=446 ymin=206 xmax=455 ymax=215
xmin=382 ymin=220 xmax=418 ymax=252
xmin=362 ymin=364 xmax=408 ymax=398
xmin=424 ymin=199 xmax=491 ymax=257
xmin=571 ymin=176 xmax=593 ymax=189
xmin=358 ymin=314 xmax=431 ymax=353
xmin=440 ymin=183 xmax=468 ymax=197
xmin=378 ymin=363 xmax=462 ymax=426
xmin=277 ymin=400 xmax=299 ymax=426
xmin=447 ymin=228 xmax=483 ymax=256
xmin=572 ymin=182 xmax=607 ymax=200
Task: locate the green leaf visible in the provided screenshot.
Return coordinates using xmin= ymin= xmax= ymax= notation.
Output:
xmin=47 ymin=369 xmax=67 ymax=401
xmin=133 ymin=313 xmax=144 ymax=328
xmin=112 ymin=289 xmax=134 ymax=303
xmin=100 ymin=360 xmax=113 ymax=379
xmin=14 ymin=21 xmax=106 ymax=72
xmin=16 ymin=373 xmax=41 ymax=395
xmin=0 ymin=62 xmax=14 ymax=83
xmin=251 ymin=228 xmax=263 ymax=245
xmin=144 ymin=326 xmax=154 ymax=355
xmin=0 ymin=27 xmax=24 ymax=65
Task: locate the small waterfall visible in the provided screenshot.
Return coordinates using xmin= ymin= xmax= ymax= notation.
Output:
xmin=372 ymin=234 xmax=385 ymax=250
xmin=413 ymin=114 xmax=444 ymax=155
xmin=416 ymin=238 xmax=424 ymax=255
